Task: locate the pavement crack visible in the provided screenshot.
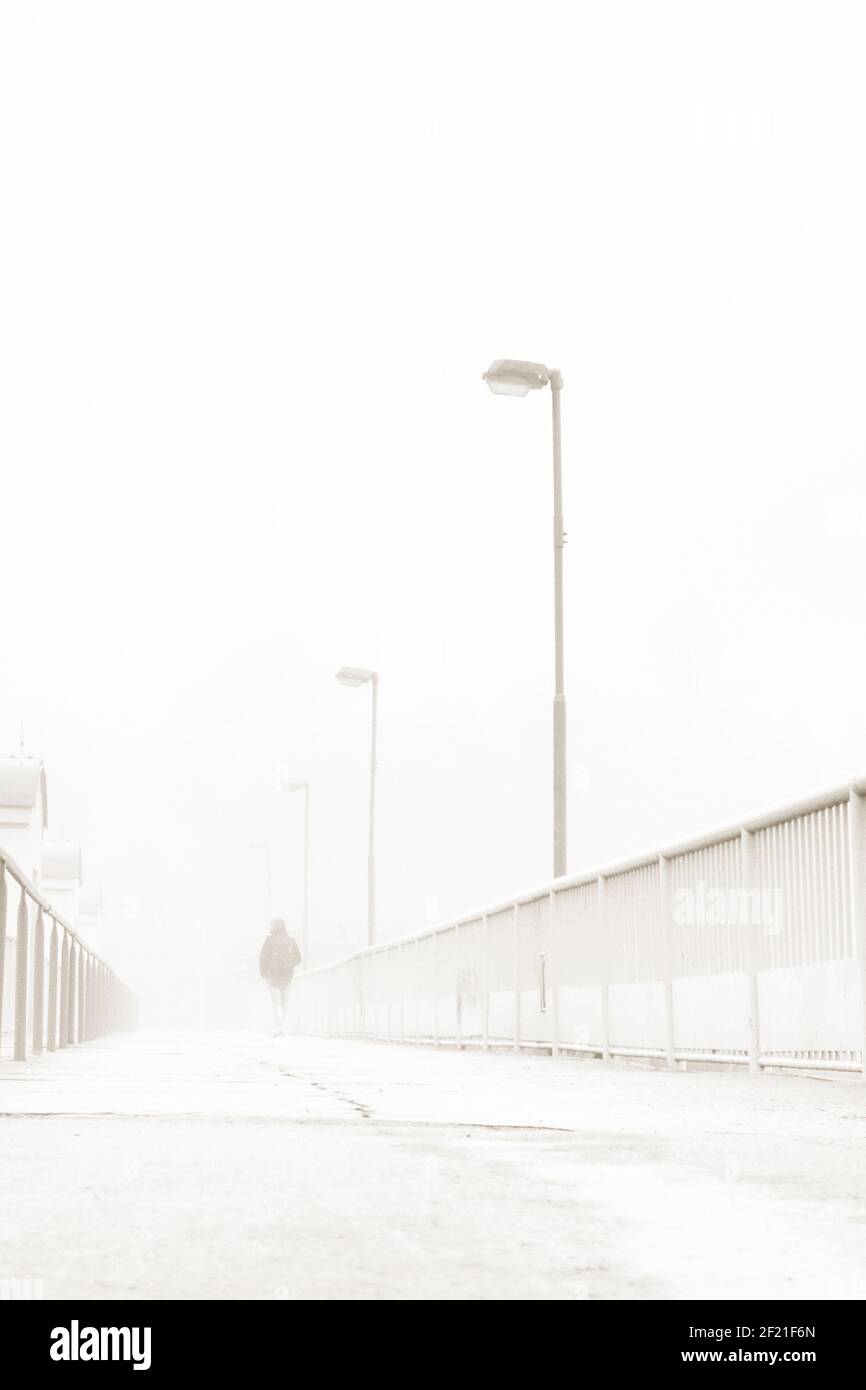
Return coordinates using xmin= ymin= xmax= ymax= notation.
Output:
xmin=274 ymin=1068 xmax=374 ymax=1119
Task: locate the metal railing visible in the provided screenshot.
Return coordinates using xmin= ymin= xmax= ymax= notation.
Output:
xmin=0 ymin=848 xmax=136 ymax=1061
xmin=287 ymin=775 xmax=866 ymax=1073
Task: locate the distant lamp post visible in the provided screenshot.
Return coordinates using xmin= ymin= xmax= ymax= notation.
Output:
xmin=277 ymin=776 xmax=310 ymax=964
xmin=482 ymin=358 xmax=567 ymax=878
xmin=247 ymin=840 xmax=273 ymax=920
xmin=336 ymin=666 xmax=379 ymax=946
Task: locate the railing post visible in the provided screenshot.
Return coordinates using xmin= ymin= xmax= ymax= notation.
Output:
xmin=47 ymin=920 xmax=59 ymax=1051
xmin=659 ymin=856 xmax=675 ymax=1068
xmin=742 ymin=827 xmax=760 ymax=1072
xmin=512 ymin=902 xmax=521 ymax=1052
xmin=68 ymin=940 xmax=77 ymax=1045
xmin=481 ymin=915 xmax=490 ymax=1051
xmin=847 ymin=787 xmax=866 ymax=1076
xmin=89 ymin=959 xmax=96 ymax=1039
xmin=14 ymin=889 xmax=29 ymax=1061
xmin=414 ymin=936 xmax=421 ymax=1042
xmin=32 ymin=908 xmax=45 ymax=1055
xmin=599 ymin=876 xmax=610 ymax=1061
xmin=0 ymin=867 xmax=6 ymax=1054
xmin=455 ymin=924 xmax=462 ymax=1050
xmin=78 ymin=947 xmax=86 ymax=1042
xmin=59 ymin=932 xmax=70 ymax=1047
xmin=85 ymin=954 xmax=93 ymax=1040
xmin=549 ymin=891 xmax=560 ymax=1057
xmin=432 ymin=931 xmax=439 ymax=1047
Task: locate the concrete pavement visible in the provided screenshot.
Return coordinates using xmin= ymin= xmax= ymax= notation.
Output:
xmin=1 ymin=1029 xmax=865 ymax=1299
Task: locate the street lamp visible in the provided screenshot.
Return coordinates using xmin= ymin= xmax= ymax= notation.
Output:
xmin=482 ymin=358 xmax=567 ymax=878
xmin=336 ymin=666 xmax=379 ymax=945
xmin=277 ymin=776 xmax=310 ymax=964
xmin=247 ymin=840 xmax=273 ymax=920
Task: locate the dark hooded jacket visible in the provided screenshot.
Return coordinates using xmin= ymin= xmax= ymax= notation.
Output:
xmin=259 ymin=923 xmax=301 ymax=984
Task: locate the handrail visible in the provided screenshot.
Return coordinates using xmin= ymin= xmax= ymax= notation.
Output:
xmin=1 ymin=845 xmax=86 ymax=948
xmin=295 ymin=771 xmax=866 ymax=977
xmin=0 ymin=846 xmax=136 ymax=1060
xmin=288 ymin=771 xmax=866 ymax=1074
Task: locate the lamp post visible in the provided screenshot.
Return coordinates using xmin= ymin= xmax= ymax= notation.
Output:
xmin=482 ymin=358 xmax=567 ymax=879
xmin=247 ymin=840 xmax=273 ymax=920
xmin=277 ymin=777 xmax=310 ymax=964
xmin=336 ymin=666 xmax=379 ymax=945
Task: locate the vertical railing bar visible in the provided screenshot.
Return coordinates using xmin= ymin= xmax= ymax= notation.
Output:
xmin=548 ymin=892 xmax=559 ymax=1057
xmin=600 ymin=875 xmax=610 ymax=1061
xmin=839 ymin=800 xmax=845 ymax=961
xmin=78 ymin=946 xmax=86 ymax=1043
xmin=14 ymin=889 xmax=29 ymax=1061
xmin=808 ymin=811 xmax=819 ymax=967
xmin=833 ymin=802 xmax=843 ymax=959
xmin=68 ymin=940 xmax=77 ymax=1046
xmin=481 ymin=914 xmax=490 ymax=1051
xmin=432 ymin=929 xmax=439 ymax=1047
xmin=32 ymin=907 xmax=45 ymax=1055
xmin=742 ymin=827 xmax=760 ymax=1071
xmin=660 ymin=855 xmax=675 ymax=1068
xmin=846 ymin=789 xmax=866 ymax=1077
xmin=455 ymin=924 xmax=462 ymax=1050
xmin=816 ymin=808 xmax=827 ymax=964
xmin=417 ymin=934 xmax=422 ymax=1045
xmin=59 ymin=932 xmax=70 ymax=1047
xmin=512 ymin=903 xmax=520 ymax=1053
xmin=47 ymin=919 xmax=58 ymax=1051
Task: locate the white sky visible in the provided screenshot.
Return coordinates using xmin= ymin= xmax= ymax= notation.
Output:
xmin=1 ymin=2 xmax=865 ymax=1014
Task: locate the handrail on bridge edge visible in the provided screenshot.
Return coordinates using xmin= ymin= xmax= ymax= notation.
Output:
xmin=0 ymin=844 xmax=136 ymax=1062
xmin=294 ymin=771 xmax=866 ymax=977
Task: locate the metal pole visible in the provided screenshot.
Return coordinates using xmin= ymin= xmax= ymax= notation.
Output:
xmin=368 ymin=674 xmax=378 ymax=946
xmin=550 ymin=369 xmax=567 ymax=879
xmin=32 ymin=908 xmax=44 ymax=1055
xmin=68 ymin=941 xmax=77 ymax=1045
xmin=47 ymin=920 xmax=58 ymax=1051
xmin=742 ymin=827 xmax=761 ymax=1072
xmin=59 ymin=933 xmax=70 ymax=1047
xmin=847 ymin=787 xmax=866 ymax=1077
xmin=302 ymin=784 xmax=310 ymax=962
xmin=659 ymin=855 xmax=675 ymax=1068
xmin=14 ymin=890 xmax=29 ymax=1061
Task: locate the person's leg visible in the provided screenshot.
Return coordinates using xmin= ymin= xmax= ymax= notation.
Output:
xmin=268 ymin=984 xmax=282 ymax=1030
xmin=279 ymin=983 xmax=290 ymax=1031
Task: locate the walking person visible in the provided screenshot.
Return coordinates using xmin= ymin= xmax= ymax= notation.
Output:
xmin=259 ymin=918 xmax=302 ymax=1035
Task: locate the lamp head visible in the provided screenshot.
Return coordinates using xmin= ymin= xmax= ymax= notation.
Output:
xmin=336 ymin=666 xmax=377 ymax=687
xmin=277 ymin=775 xmax=308 ymax=792
xmin=482 ymin=359 xmax=550 ymax=397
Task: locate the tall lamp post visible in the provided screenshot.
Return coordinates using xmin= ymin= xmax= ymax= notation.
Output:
xmin=482 ymin=358 xmax=567 ymax=879
xmin=336 ymin=666 xmax=379 ymax=945
xmin=278 ymin=777 xmax=310 ymax=964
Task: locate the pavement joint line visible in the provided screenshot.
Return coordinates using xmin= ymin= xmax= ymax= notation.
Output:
xmin=0 ymin=1109 xmax=578 ymax=1133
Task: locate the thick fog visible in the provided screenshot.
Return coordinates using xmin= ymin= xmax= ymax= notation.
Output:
xmin=1 ymin=1 xmax=864 ymax=1023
